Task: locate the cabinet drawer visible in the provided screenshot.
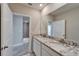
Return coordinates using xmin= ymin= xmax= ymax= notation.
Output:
xmin=42 ymin=45 xmax=60 ymax=56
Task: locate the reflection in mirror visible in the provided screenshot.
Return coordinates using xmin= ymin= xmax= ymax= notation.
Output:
xmin=47 ymin=21 xmax=53 ymax=36
xmin=47 ymin=20 xmax=66 ymax=39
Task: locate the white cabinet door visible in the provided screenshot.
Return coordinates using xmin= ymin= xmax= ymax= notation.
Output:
xmin=42 ymin=45 xmax=60 ymax=56
xmin=33 ymin=39 xmax=41 ymax=56
xmin=42 ymin=47 xmax=50 ymax=56
xmin=33 ymin=39 xmax=60 ymax=56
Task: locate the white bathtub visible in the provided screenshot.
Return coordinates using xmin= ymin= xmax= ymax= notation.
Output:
xmin=6 ymin=38 xmax=29 ymax=56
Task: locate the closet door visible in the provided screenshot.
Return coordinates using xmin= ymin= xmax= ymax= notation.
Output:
xmin=1 ymin=4 xmax=13 ymax=56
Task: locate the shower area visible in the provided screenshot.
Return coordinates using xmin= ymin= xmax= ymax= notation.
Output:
xmin=12 ymin=14 xmax=30 ymax=56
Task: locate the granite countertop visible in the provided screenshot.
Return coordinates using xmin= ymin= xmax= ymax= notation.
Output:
xmin=33 ymin=35 xmax=79 ymax=56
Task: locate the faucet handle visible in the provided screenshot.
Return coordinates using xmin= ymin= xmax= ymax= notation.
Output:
xmin=69 ymin=41 xmax=77 ymax=46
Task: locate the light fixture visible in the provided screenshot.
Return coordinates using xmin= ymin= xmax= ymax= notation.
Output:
xmin=40 ymin=4 xmax=43 ymax=6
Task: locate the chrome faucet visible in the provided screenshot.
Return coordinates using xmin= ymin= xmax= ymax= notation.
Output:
xmin=65 ymin=40 xmax=78 ymax=46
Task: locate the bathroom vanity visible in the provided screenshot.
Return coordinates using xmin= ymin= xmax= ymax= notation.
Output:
xmin=32 ymin=35 xmax=79 ymax=56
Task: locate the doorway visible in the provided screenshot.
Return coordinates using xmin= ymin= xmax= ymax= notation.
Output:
xmin=12 ymin=14 xmax=30 ymax=56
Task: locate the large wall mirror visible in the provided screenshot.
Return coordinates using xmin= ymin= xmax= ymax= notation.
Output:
xmin=48 ymin=20 xmax=66 ymax=39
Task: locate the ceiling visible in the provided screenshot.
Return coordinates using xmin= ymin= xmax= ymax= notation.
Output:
xmin=22 ymin=3 xmax=48 ymax=10
xmin=51 ymin=3 xmax=79 ymax=15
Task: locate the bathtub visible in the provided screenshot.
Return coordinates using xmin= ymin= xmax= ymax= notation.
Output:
xmin=5 ymin=38 xmax=29 ymax=56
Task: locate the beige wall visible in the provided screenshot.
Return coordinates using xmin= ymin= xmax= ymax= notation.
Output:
xmin=40 ymin=14 xmax=53 ymax=34
xmin=54 ymin=7 xmax=79 ymax=44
